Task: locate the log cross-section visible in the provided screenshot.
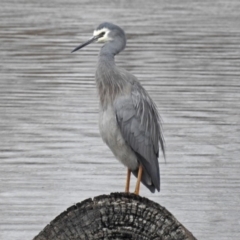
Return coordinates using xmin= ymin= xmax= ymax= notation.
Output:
xmin=33 ymin=193 xmax=197 ymax=240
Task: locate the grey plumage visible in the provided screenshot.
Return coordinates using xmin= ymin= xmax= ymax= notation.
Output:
xmin=72 ymin=22 xmax=165 ymax=193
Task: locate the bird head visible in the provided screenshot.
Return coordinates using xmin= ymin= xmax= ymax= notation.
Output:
xmin=72 ymin=22 xmax=126 ymax=54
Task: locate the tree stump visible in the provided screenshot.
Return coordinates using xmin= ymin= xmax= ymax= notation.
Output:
xmin=33 ymin=192 xmax=197 ymax=240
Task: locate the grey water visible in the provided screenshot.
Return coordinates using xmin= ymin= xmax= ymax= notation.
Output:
xmin=0 ymin=0 xmax=240 ymax=239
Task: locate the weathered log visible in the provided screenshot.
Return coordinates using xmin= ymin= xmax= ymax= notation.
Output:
xmin=33 ymin=192 xmax=197 ymax=240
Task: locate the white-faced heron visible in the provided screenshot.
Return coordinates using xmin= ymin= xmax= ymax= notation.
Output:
xmin=72 ymin=22 xmax=165 ymax=195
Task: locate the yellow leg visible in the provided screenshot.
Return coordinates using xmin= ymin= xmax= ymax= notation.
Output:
xmin=134 ymin=165 xmax=143 ymax=195
xmin=125 ymin=168 xmax=131 ymax=193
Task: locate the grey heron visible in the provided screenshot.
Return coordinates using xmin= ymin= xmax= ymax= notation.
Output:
xmin=72 ymin=22 xmax=165 ymax=195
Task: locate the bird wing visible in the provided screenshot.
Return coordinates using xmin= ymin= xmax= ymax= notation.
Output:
xmin=113 ymin=81 xmax=165 ymax=191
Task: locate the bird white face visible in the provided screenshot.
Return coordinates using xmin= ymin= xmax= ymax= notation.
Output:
xmin=93 ymin=28 xmax=112 ymax=43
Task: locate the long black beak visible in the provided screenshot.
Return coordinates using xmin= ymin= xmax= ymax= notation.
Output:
xmin=71 ymin=35 xmax=98 ymax=53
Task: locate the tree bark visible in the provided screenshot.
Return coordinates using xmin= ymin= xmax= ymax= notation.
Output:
xmin=33 ymin=192 xmax=197 ymax=240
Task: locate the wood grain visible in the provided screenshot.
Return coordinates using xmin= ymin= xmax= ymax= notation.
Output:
xmin=33 ymin=193 xmax=196 ymax=240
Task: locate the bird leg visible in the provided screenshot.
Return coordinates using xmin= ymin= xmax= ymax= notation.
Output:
xmin=125 ymin=168 xmax=131 ymax=193
xmin=134 ymin=165 xmax=143 ymax=195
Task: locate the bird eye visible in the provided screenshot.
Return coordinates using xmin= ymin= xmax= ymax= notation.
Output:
xmin=99 ymin=32 xmax=105 ymax=38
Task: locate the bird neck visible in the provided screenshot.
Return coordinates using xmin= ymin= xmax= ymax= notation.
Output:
xmin=100 ymin=39 xmax=125 ymax=57
xmin=98 ymin=50 xmax=115 ymax=64
xmin=96 ymin=52 xmax=126 ymax=108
